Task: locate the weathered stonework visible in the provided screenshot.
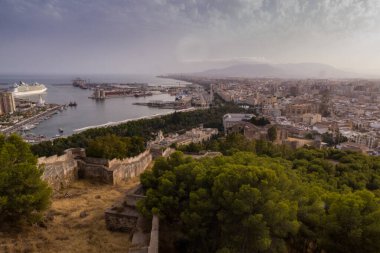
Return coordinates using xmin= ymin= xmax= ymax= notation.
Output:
xmin=77 ymin=150 xmax=152 ymax=185
xmin=105 ymin=208 xmax=140 ymax=233
xmin=105 ymin=185 xmax=146 ymax=232
xmin=112 ymin=150 xmax=152 ymax=185
xmin=77 ymin=160 xmax=113 ymax=183
xmin=39 ymin=148 xmax=152 ymax=191
xmin=105 ymin=185 xmax=159 ymax=253
xmin=38 ymin=149 xmax=82 ymax=192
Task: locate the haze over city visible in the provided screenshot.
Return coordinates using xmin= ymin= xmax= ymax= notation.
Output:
xmin=1 ymin=0 xmax=380 ymax=75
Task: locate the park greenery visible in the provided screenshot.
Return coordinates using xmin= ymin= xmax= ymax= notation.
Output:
xmin=86 ymin=134 xmax=145 ymax=159
xmin=247 ymin=116 xmax=271 ymax=126
xmin=31 ymin=104 xmax=247 ymax=158
xmin=267 ymin=125 xmax=277 ymax=141
xmin=321 ymin=132 xmax=348 ymax=147
xmin=0 ymin=135 xmax=51 ymax=225
xmin=139 ymin=134 xmax=380 ymax=253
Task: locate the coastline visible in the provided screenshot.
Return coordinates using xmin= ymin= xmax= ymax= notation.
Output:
xmin=1 ymin=104 xmax=64 ymax=135
xmin=0 ymin=75 xmax=196 ymax=140
xmin=72 ymin=107 xmax=205 ymax=134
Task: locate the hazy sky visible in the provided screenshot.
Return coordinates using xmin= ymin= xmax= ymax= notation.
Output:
xmin=0 ymin=0 xmax=379 ymax=74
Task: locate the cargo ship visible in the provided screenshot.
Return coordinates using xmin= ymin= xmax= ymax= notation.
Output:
xmin=12 ymin=81 xmax=47 ymax=97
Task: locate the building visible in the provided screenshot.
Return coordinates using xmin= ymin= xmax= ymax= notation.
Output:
xmin=285 ymin=103 xmax=318 ymax=116
xmin=150 ymin=127 xmax=218 ymax=157
xmin=0 ymin=92 xmax=16 ymax=115
xmin=175 ymin=127 xmax=218 ymax=146
xmin=283 ymin=137 xmax=320 ymax=149
xmin=338 ymin=142 xmax=371 ymax=154
xmin=302 ymin=113 xmax=322 ymax=125
xmin=93 ymin=88 xmax=106 ymax=99
xmin=223 ymin=113 xmax=254 ymax=131
xmin=226 ymin=121 xmax=270 ymax=141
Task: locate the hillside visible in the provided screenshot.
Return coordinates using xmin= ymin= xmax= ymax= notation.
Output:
xmin=193 ymin=62 xmax=359 ymax=79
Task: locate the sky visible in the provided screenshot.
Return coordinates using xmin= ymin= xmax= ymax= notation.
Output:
xmin=0 ymin=0 xmax=380 ymax=75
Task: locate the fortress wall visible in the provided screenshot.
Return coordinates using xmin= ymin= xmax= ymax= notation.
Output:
xmin=108 ymin=150 xmax=151 ymax=168
xmin=112 ymin=151 xmax=152 ymax=185
xmin=39 ymin=151 xmax=78 ymax=192
xmin=38 ymin=148 xmax=151 ymax=190
xmin=77 ymin=160 xmax=113 ymax=184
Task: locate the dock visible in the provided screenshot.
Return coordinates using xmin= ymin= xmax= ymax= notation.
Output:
xmin=1 ymin=105 xmax=64 ymax=135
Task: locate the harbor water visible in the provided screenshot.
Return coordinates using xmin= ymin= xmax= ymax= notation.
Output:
xmin=0 ymin=74 xmax=187 ymax=138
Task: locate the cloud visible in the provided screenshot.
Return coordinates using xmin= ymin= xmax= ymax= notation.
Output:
xmin=0 ymin=0 xmax=380 ymax=73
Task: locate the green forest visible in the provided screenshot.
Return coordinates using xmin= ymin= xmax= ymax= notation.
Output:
xmin=139 ymin=134 xmax=380 ymax=253
xmin=31 ymin=104 xmax=246 ymax=158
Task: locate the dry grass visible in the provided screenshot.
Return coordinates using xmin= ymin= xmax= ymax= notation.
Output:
xmin=1 ymin=179 xmax=140 ymax=253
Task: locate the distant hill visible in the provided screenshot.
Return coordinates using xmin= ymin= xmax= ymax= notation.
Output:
xmin=192 ymin=62 xmax=359 ymax=79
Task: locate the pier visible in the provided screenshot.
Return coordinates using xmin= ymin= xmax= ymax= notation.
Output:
xmin=1 ymin=105 xmax=64 ymax=135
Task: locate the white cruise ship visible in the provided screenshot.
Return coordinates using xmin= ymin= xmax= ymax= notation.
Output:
xmin=12 ymin=81 xmax=47 ymax=97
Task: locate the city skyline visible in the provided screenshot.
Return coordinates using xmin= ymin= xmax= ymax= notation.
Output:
xmin=1 ymin=0 xmax=380 ymax=75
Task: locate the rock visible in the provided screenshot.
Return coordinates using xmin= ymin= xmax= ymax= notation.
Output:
xmin=79 ymin=211 xmax=88 ymax=218
xmin=95 ymin=195 xmax=101 ymax=199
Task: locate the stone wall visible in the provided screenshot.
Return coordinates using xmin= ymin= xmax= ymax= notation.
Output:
xmin=77 ymin=160 xmax=113 ymax=184
xmin=105 ymin=208 xmax=140 ymax=233
xmin=39 ymin=149 xmax=82 ymax=192
xmin=148 ymin=215 xmax=159 ymax=253
xmin=105 ymin=185 xmax=145 ymax=233
xmin=38 ymin=148 xmax=151 ymax=190
xmin=150 ymin=147 xmax=175 ymax=159
xmin=83 ymin=157 xmax=109 ymax=166
xmin=77 ymin=149 xmax=152 ymax=185
xmin=112 ymin=150 xmax=152 ymax=185
xmin=38 ymin=153 xmax=68 ymax=164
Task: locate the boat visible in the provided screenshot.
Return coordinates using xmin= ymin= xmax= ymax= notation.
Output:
xmin=72 ymin=78 xmax=88 ymax=89
xmin=12 ymin=81 xmax=47 ymax=97
xmin=58 ymin=128 xmax=64 ymax=134
xmin=22 ymin=124 xmax=36 ymax=131
xmin=68 ymin=101 xmax=77 ymax=107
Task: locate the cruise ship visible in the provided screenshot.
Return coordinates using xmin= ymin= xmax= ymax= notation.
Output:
xmin=12 ymin=81 xmax=47 ymax=97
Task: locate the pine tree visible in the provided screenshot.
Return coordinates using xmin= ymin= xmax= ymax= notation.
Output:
xmin=0 ymin=134 xmax=51 ymax=224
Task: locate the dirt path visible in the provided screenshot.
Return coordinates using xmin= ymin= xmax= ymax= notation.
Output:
xmin=1 ymin=179 xmax=139 ymax=253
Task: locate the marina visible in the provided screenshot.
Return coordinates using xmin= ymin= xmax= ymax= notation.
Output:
xmin=1 ymin=104 xmax=63 ymax=134
xmin=0 ymin=75 xmax=186 ymax=139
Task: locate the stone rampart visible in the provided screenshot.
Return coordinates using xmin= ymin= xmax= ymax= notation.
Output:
xmin=148 ymin=215 xmax=159 ymax=253
xmin=109 ymin=150 xmax=150 ymax=168
xmin=38 ymin=149 xmax=82 ymax=191
xmin=77 ymin=160 xmax=114 ymax=183
xmin=38 ymin=148 xmax=151 ymax=190
xmin=76 ymin=149 xmax=152 ymax=185
xmin=83 ymin=157 xmax=109 ymax=166
xmin=112 ymin=150 xmax=152 ymax=185
xmin=38 ymin=153 xmax=68 ymax=164
xmin=118 ymin=185 xmax=159 ymax=253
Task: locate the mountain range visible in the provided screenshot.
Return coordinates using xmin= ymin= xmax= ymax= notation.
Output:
xmin=191 ymin=62 xmax=365 ymax=79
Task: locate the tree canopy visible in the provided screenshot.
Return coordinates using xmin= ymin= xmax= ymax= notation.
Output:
xmin=31 ymin=104 xmax=247 ymax=158
xmin=86 ymin=134 xmax=145 ymax=159
xmin=247 ymin=116 xmax=270 ymax=126
xmin=0 ymin=134 xmax=51 ymax=225
xmin=139 ymin=140 xmax=380 ymax=253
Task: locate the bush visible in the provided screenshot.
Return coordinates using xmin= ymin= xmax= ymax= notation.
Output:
xmin=0 ymin=135 xmax=51 ymax=225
